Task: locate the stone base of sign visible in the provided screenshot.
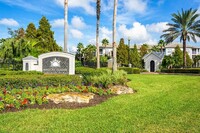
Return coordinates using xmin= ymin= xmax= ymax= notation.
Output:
xmin=46 ymin=92 xmax=95 ymax=104
xmin=22 ymin=52 xmax=75 ymax=75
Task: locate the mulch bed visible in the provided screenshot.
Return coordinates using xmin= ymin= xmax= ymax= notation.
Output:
xmin=1 ymin=94 xmax=117 ymax=114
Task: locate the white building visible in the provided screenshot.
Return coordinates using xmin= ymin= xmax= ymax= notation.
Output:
xmin=99 ymin=45 xmax=116 ymax=57
xmin=143 ymin=43 xmax=200 ymax=72
xmin=99 ymin=43 xmax=200 ymax=72
xmin=165 ymin=43 xmax=200 ymax=59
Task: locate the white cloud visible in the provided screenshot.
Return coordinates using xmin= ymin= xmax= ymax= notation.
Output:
xmin=88 ymin=37 xmax=96 ymax=45
xmin=69 ymin=45 xmax=77 ymax=53
xmin=55 ymin=0 xmax=96 ymax=15
xmin=70 ymin=29 xmax=83 ymax=39
xmin=71 ymin=16 xmax=86 ymax=29
xmin=100 ymin=27 xmax=112 ymax=42
xmin=51 ymin=19 xmax=64 ymax=28
xmin=123 ymin=0 xmax=147 ymax=14
xmin=118 ymin=22 xmax=151 ymax=44
xmin=0 ymin=18 xmax=19 ymax=26
xmin=146 ymin=22 xmax=169 ymax=33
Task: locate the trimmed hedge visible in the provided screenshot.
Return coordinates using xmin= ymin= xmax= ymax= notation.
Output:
xmin=0 ymin=75 xmax=82 ymax=89
xmin=118 ymin=67 xmax=140 ymax=74
xmin=161 ymin=68 xmax=200 ymax=74
xmin=75 ymin=67 xmax=107 ymax=76
xmin=0 ymin=70 xmax=43 ymax=76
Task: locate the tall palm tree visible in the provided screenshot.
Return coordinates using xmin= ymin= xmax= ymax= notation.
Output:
xmin=112 ymin=0 xmax=118 ymax=72
xmin=64 ymin=0 xmax=68 ymax=53
xmin=96 ymin=0 xmax=101 ymax=69
xmin=161 ymin=8 xmax=200 ymax=68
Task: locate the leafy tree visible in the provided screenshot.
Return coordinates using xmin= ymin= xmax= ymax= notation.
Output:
xmin=151 ymin=45 xmax=160 ymax=52
xmin=83 ymin=44 xmax=96 ymax=63
xmin=140 ymin=44 xmax=149 ymax=57
xmin=0 ymin=39 xmax=14 ymax=63
xmin=161 ymin=8 xmax=200 ymax=68
xmin=186 ymin=52 xmax=193 ymax=67
xmin=102 ymin=38 xmax=109 ymax=55
xmin=8 ymin=28 xmax=25 ymax=40
xmin=130 ymin=44 xmax=141 ymax=68
xmin=102 ymin=38 xmax=109 ymax=48
xmin=194 ymin=55 xmax=200 ymax=67
xmin=25 ymin=23 xmax=37 ymax=39
xmin=37 ymin=16 xmax=59 ymax=51
xmin=173 ymin=45 xmax=183 ymax=68
xmin=117 ymin=38 xmax=128 ymax=66
xmin=162 ymin=55 xmax=175 ymax=69
xmin=158 ymin=39 xmax=166 ymax=53
xmin=76 ymin=42 xmax=84 ymax=61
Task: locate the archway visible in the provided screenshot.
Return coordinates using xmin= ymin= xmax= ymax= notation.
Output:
xmin=150 ymin=60 xmax=155 ymax=72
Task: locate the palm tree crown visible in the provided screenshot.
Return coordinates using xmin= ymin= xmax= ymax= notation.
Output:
xmin=161 ymin=8 xmax=200 ymax=67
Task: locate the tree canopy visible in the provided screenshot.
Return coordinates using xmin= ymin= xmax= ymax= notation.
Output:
xmin=161 ymin=8 xmax=200 ymax=67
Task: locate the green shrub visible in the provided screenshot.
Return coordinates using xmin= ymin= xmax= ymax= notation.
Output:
xmin=0 ymin=70 xmax=44 ymax=76
xmin=75 ymin=61 xmax=83 ymax=67
xmin=75 ymin=67 xmax=107 ymax=76
xmin=0 ymin=75 xmax=82 ymax=89
xmin=85 ymin=69 xmax=127 ymax=88
xmin=118 ymin=67 xmax=140 ymax=74
xmin=161 ymin=68 xmax=200 ymax=74
xmin=140 ymin=69 xmax=148 ymax=72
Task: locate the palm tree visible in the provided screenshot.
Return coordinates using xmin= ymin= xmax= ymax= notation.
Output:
xmin=161 ymin=8 xmax=200 ymax=68
xmin=112 ymin=0 xmax=118 ymax=72
xmin=101 ymin=38 xmax=109 ymax=55
xmin=64 ymin=0 xmax=68 ymax=52
xmin=96 ymin=0 xmax=101 ymax=69
xmin=158 ymin=39 xmax=166 ymax=53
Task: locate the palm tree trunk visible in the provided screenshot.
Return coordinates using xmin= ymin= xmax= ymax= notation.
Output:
xmin=64 ymin=0 xmax=68 ymax=53
xmin=183 ymin=39 xmax=186 ymax=68
xmin=112 ymin=0 xmax=118 ymax=72
xmin=96 ymin=0 xmax=100 ymax=69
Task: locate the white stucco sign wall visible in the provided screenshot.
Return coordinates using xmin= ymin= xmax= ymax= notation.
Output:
xmin=22 ymin=52 xmax=75 ymax=75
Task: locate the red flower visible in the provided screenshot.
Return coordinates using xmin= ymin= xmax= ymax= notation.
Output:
xmin=83 ymin=89 xmax=88 ymax=93
xmin=3 ymin=89 xmax=7 ymax=95
xmin=21 ymin=99 xmax=28 ymax=105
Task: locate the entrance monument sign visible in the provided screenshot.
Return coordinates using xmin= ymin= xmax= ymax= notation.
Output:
xmin=23 ymin=52 xmax=75 ymax=75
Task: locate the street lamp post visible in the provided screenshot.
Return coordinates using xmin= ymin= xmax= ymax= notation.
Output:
xmin=128 ymin=37 xmax=132 ymax=68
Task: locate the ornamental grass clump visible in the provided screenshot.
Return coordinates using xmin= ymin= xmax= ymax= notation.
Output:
xmin=88 ymin=69 xmax=127 ymax=88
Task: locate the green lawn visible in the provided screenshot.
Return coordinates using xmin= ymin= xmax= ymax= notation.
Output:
xmin=0 ymin=74 xmax=200 ymax=133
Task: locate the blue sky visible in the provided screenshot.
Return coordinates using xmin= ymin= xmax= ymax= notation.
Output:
xmin=0 ymin=0 xmax=200 ymax=52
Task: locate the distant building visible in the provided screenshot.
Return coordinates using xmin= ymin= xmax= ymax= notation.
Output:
xmin=165 ymin=43 xmax=200 ymax=59
xmin=99 ymin=43 xmax=200 ymax=72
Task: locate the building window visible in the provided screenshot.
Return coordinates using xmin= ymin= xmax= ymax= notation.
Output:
xmin=99 ymin=48 xmax=103 ymax=55
xmin=192 ymin=49 xmax=196 ymax=55
xmin=167 ymin=50 xmax=172 ymax=54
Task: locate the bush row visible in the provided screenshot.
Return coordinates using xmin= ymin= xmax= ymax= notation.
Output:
xmin=0 ymin=75 xmax=82 ymax=89
xmin=75 ymin=67 xmax=108 ymax=76
xmin=0 ymin=70 xmax=43 ymax=76
xmin=161 ymin=68 xmax=200 ymax=74
xmin=118 ymin=67 xmax=140 ymax=74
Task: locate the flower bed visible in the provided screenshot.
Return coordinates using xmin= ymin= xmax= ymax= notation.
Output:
xmin=0 ymin=85 xmax=112 ymax=111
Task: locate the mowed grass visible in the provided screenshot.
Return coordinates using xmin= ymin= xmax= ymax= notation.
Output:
xmin=0 ymin=74 xmax=200 ymax=133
